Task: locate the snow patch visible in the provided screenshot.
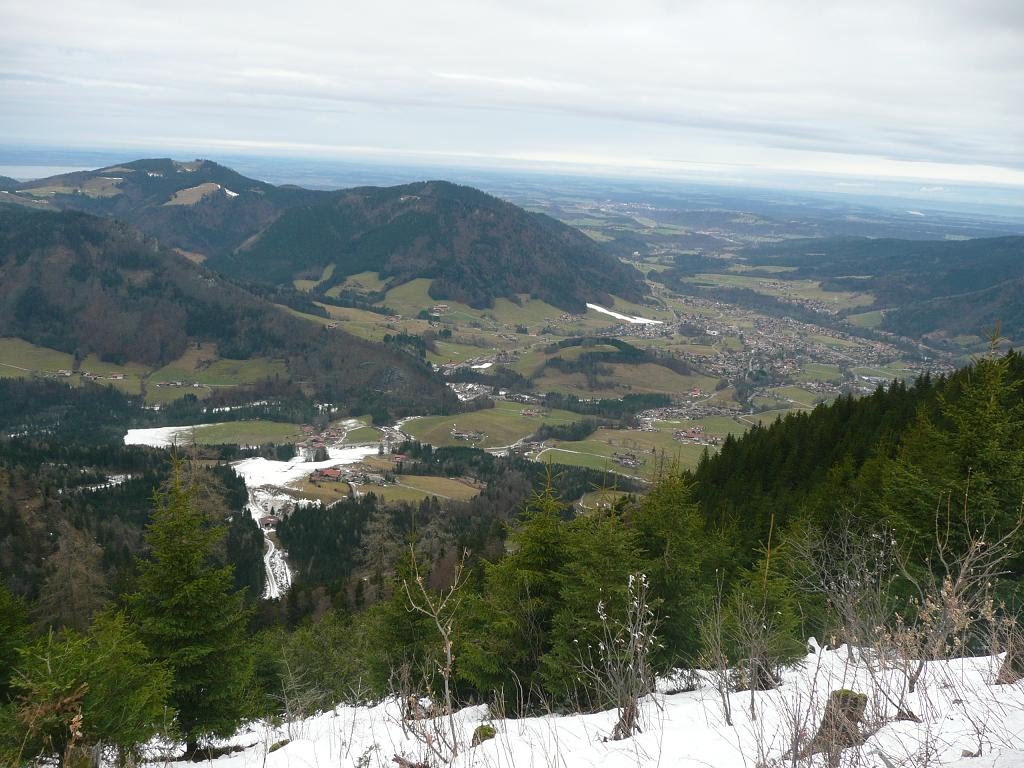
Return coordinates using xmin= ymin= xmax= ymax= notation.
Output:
xmin=586 ymin=302 xmax=664 ymax=325
xmin=231 ymin=446 xmax=378 ymax=490
xmin=123 ymin=424 xmax=218 ymax=447
xmin=470 ymin=362 xmax=493 ymax=370
xmin=223 ymin=187 xmax=239 ymax=198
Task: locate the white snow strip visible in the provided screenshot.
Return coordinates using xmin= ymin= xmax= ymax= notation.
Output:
xmin=223 ymin=187 xmax=238 ymax=197
xmin=470 ymin=362 xmax=493 ymax=369
xmin=586 ymin=302 xmax=664 ymax=325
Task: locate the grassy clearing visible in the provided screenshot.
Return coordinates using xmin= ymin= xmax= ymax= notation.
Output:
xmin=539 ymin=429 xmax=711 ymax=474
xmin=651 ymin=416 xmax=747 ymax=438
xmin=333 ymin=270 xmax=387 ymax=295
xmin=0 ymin=338 xmax=75 ymax=377
xmin=546 ymin=425 xmax=721 ymax=474
xmin=291 ymin=480 xmax=353 ymax=505
xmin=684 ymin=272 xmax=874 ymax=311
xmin=362 ymin=484 xmax=435 ymax=504
xmin=391 ymin=475 xmax=482 ymax=501
xmin=767 ymin=386 xmax=821 ymax=407
xmin=798 ymin=363 xmax=844 ymax=383
xmin=404 ymin=401 xmax=581 ymax=449
xmin=343 ymin=426 xmax=381 ymax=444
xmin=190 ymin=421 xmax=303 ymax=446
xmin=163 ymin=182 xmax=221 ymax=206
xmin=383 ymin=280 xmax=483 ymax=325
xmin=847 ymin=309 xmax=885 ymax=329
xmin=150 ymin=344 xmax=286 ymax=388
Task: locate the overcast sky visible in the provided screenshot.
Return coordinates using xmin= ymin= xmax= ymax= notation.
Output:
xmin=2 ymin=0 xmax=1022 ymax=189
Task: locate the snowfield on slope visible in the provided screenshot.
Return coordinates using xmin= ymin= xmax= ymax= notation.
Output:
xmin=586 ymin=302 xmax=664 ymax=325
xmin=151 ymin=645 xmax=1024 ymax=768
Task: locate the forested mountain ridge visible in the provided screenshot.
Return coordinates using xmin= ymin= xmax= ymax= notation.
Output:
xmin=3 ymin=160 xmax=649 ymax=312
xmin=740 ymin=235 xmax=1024 ymax=340
xmin=214 ymin=180 xmax=648 ymax=311
xmin=0 ymin=207 xmax=454 ymax=415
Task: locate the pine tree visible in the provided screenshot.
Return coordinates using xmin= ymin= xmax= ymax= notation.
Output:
xmin=129 ymin=464 xmax=253 ymax=756
xmin=630 ymin=470 xmax=722 ymax=667
xmin=456 ymin=485 xmax=568 ymax=712
xmin=4 ymin=611 xmax=170 ymax=767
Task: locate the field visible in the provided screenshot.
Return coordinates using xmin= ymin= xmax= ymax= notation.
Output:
xmin=189 ymin=421 xmax=303 ymax=445
xmin=683 ymin=272 xmax=875 ymax=311
xmin=343 ymin=426 xmax=382 ymax=444
xmin=361 ymin=475 xmax=482 ymax=504
xmin=403 ymin=401 xmax=582 ymax=449
xmin=537 ymin=419 xmax=733 ymax=475
xmin=0 ymin=338 xmax=75 ymax=378
xmin=163 ymin=182 xmax=221 ymax=206
xmin=291 ymin=479 xmax=353 ymax=505
xmin=798 ymin=363 xmax=844 ymax=383
xmin=147 ymin=344 xmax=287 ymax=403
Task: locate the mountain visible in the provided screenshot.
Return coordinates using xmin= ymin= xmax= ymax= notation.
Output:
xmin=1 ymin=158 xmax=319 ymax=258
xmin=217 ymin=180 xmax=647 ymax=311
xmin=3 ymin=160 xmax=648 ymax=312
xmin=740 ymin=235 xmax=1024 ymax=340
xmin=0 ymin=176 xmax=20 ymax=191
xmin=0 ymin=207 xmax=453 ymax=415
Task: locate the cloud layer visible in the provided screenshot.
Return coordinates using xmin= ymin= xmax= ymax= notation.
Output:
xmin=1 ymin=0 xmax=1022 ymax=185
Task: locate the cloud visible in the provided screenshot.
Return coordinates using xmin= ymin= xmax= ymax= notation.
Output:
xmin=0 ymin=0 xmax=1021 ymax=187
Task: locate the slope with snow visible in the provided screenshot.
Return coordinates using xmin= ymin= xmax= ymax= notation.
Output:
xmin=586 ymin=302 xmax=664 ymax=325
xmin=152 ymin=645 xmax=1024 ymax=768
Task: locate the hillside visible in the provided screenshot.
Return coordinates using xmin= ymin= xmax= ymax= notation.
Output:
xmin=216 ymin=180 xmax=648 ymax=311
xmin=740 ymin=235 xmax=1024 ymax=339
xmin=1 ymin=158 xmax=318 ymax=257
xmin=3 ymin=161 xmax=649 ymax=312
xmin=0 ymin=207 xmax=453 ymax=415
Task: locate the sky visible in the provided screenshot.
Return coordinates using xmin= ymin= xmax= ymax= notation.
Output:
xmin=1 ymin=0 xmax=1023 ymax=193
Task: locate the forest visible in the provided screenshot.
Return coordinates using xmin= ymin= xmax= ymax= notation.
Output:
xmin=2 ymin=350 xmax=1023 ymax=766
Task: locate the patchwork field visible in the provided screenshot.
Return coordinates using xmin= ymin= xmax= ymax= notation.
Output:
xmin=403 ymin=401 xmax=581 ymax=449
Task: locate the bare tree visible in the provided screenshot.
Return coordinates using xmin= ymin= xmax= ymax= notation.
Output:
xmin=394 ymin=546 xmax=470 ymax=766
xmin=576 ymin=572 xmax=660 ymax=740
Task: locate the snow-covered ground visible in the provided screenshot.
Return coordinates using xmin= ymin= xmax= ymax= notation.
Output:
xmin=152 ymin=646 xmax=1024 ymax=768
xmin=586 ymin=303 xmax=664 ymax=325
xmin=124 ymin=424 xmax=219 ymax=447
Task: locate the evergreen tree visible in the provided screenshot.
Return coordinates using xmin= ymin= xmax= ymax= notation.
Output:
xmin=540 ymin=508 xmax=641 ymax=708
xmin=129 ymin=465 xmax=253 ymax=755
xmin=629 ymin=470 xmax=722 ymax=667
xmin=3 ymin=611 xmax=170 ymax=767
xmin=456 ymin=485 xmax=568 ymax=712
xmin=880 ymin=351 xmax=1024 ymax=568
